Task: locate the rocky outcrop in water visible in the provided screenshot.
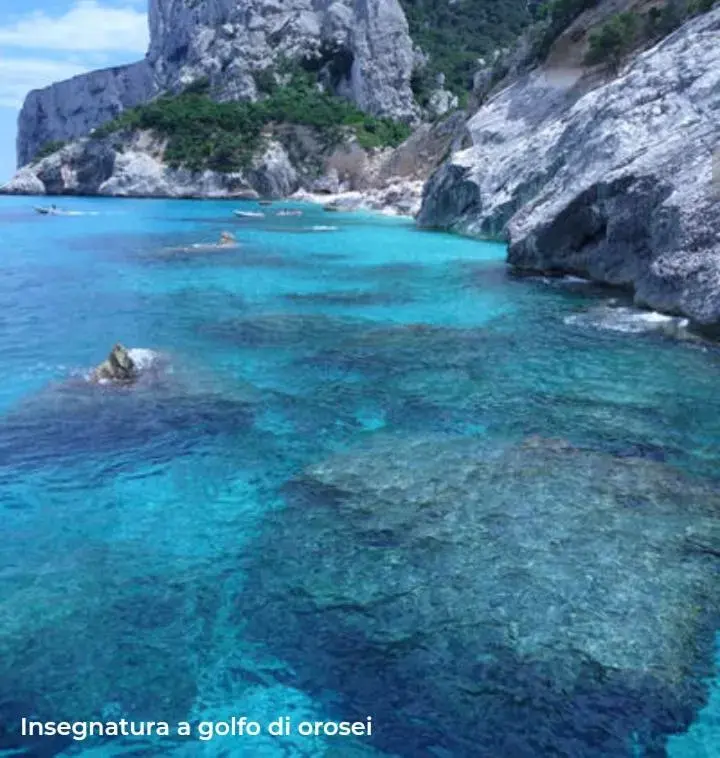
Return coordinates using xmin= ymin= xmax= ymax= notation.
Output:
xmin=17 ymin=0 xmax=418 ymax=168
xmin=90 ymin=344 xmax=139 ymax=385
xmin=243 ymin=433 xmax=720 ymax=756
xmin=418 ymin=8 xmax=720 ymax=327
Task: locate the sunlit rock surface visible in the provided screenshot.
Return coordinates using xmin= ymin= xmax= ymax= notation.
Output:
xmin=4 ymin=134 xmax=298 ymax=199
xmin=16 ymin=0 xmax=418 ymax=167
xmin=419 ymin=9 xmax=720 ymax=326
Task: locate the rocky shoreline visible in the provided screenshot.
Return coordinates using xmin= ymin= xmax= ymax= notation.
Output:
xmin=291 ymin=183 xmax=424 ymax=217
xmin=0 ymin=169 xmax=424 ymax=219
xmin=3 ymin=5 xmax=718 ymax=328
xmin=0 ymin=115 xmax=455 ymax=216
xmin=418 ymin=8 xmax=720 ymax=328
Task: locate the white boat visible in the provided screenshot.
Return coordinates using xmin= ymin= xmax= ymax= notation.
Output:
xmin=276 ymin=210 xmax=303 ymax=217
xmin=33 ymin=206 xmax=87 ymax=216
xmin=233 ymin=210 xmax=265 ymax=218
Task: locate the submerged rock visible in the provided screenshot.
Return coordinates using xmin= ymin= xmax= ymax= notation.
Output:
xmin=565 ymin=304 xmax=701 ymax=341
xmin=201 ymin=313 xmax=368 ymax=350
xmin=0 ymin=368 xmax=255 ymax=472
xmin=243 ymin=435 xmax=720 ymax=756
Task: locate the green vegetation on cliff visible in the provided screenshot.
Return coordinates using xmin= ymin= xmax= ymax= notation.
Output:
xmin=585 ymin=10 xmax=640 ymax=66
xmin=93 ymin=71 xmax=411 ymax=172
xmin=34 ymin=140 xmax=67 ymax=162
xmin=399 ymin=0 xmax=531 ymax=95
xmin=585 ymin=0 xmax=716 ymax=67
xmin=530 ymin=0 xmax=603 ymax=60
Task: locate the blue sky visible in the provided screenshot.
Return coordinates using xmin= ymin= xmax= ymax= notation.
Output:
xmin=0 ymin=0 xmax=149 ymax=180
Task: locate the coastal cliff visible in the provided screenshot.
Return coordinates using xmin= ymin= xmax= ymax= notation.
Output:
xmin=418 ymin=7 xmax=720 ymax=326
xmin=144 ymin=0 xmax=417 ymax=117
xmin=6 ymin=133 xmax=299 ymax=200
xmin=4 ymin=113 xmax=466 ymax=216
xmin=17 ymin=61 xmax=157 ymax=169
xmin=17 ymin=0 xmax=418 ymax=168
xmin=6 ymin=0 xmax=720 ymax=327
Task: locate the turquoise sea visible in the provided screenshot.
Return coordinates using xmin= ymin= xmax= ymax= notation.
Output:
xmin=1 ymin=196 xmax=719 ymax=757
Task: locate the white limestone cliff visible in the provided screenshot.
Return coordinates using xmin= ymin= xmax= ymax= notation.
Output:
xmin=418 ymin=7 xmax=720 ymax=327
xmin=17 ymin=0 xmax=418 ymax=168
xmin=17 ymin=61 xmax=158 ymax=169
xmin=4 ymin=132 xmax=298 ymax=199
xmin=2 ymin=112 xmax=466 ymax=217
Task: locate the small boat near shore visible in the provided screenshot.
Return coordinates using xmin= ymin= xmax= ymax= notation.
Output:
xmin=34 ymin=207 xmax=97 ymax=217
xmin=275 ymin=210 xmax=303 ymax=217
xmin=233 ymin=210 xmax=265 ymax=219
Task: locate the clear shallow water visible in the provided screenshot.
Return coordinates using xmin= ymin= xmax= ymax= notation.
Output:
xmin=0 ymin=196 xmax=719 ymax=757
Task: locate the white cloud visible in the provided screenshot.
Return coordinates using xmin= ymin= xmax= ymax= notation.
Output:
xmin=0 ymin=0 xmax=148 ymax=53
xmin=0 ymin=1 xmax=149 ymax=110
xmin=0 ymin=57 xmax=89 ymax=108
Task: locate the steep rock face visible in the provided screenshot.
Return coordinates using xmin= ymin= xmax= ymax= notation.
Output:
xmin=418 ymin=9 xmax=720 ymax=326
xmin=16 ymin=0 xmax=417 ymax=168
xmin=148 ymin=0 xmax=417 ymax=114
xmin=17 ymin=61 xmax=157 ymax=169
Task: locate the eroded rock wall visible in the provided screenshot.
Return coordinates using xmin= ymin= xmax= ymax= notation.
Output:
xmin=418 ymin=8 xmax=720 ymax=325
xmin=16 ymin=0 xmax=417 ymax=167
xmin=17 ymin=61 xmax=157 ymax=169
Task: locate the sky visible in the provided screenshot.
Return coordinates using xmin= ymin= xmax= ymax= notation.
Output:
xmin=0 ymin=0 xmax=149 ymax=181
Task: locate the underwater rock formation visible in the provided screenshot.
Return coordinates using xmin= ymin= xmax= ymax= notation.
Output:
xmin=242 ymin=434 xmax=720 ymax=756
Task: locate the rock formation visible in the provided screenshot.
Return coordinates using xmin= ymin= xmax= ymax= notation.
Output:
xmin=3 ymin=133 xmax=299 ymax=199
xmin=90 ymin=344 xmax=138 ymax=385
xmin=16 ymin=0 xmax=418 ymax=168
xmin=242 ymin=433 xmax=720 ymax=755
xmin=17 ymin=62 xmax=157 ymax=169
xmin=418 ymin=8 xmax=720 ymax=327
xmin=289 ymin=110 xmax=468 ymax=214
xmin=4 ymin=109 xmax=466 ymax=213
